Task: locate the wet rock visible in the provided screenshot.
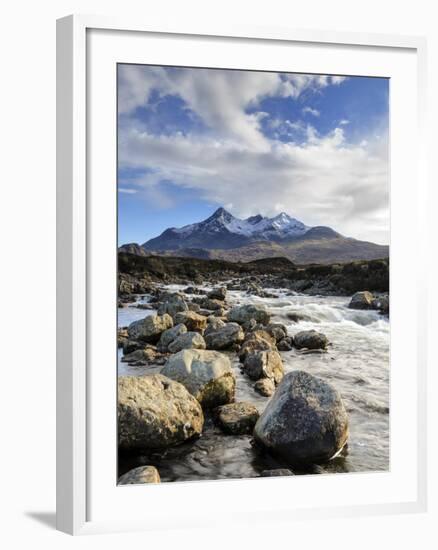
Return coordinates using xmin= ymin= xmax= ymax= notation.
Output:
xmin=174 ymin=311 xmax=208 ymax=332
xmin=243 ymin=350 xmax=284 ymax=383
xmin=118 ymin=466 xmax=160 ymax=485
xmin=277 ymin=337 xmax=294 ymax=351
xmin=371 ymin=295 xmax=389 ymax=314
xmin=127 ymin=314 xmax=173 ymax=344
xmin=168 ymin=332 xmax=206 ymax=353
xmin=157 ymin=323 xmax=187 ymax=352
xmin=254 ymin=378 xmax=275 ymax=397
xmin=157 ymin=292 xmax=188 ymax=317
xmin=121 ymin=348 xmax=157 ymax=365
xmin=215 ymin=402 xmax=260 ymax=435
xmin=207 ymin=287 xmax=227 ymax=301
xmin=254 ymin=371 xmax=349 ymax=464
xmin=260 ymin=469 xmax=294 ymax=477
xmin=266 ymin=323 xmax=288 ymax=342
xmin=204 ymin=322 xmax=244 ymax=350
xmin=238 ymin=330 xmax=277 ymax=361
xmin=294 ymin=330 xmax=328 ymax=350
xmin=348 ymin=291 xmax=374 ymax=310
xmin=286 ymin=312 xmax=313 ymax=323
xmin=123 ymin=339 xmax=143 ymax=355
xmin=118 ymin=374 xmax=204 ymax=450
xmin=227 ymin=304 xmax=271 ymax=326
xmin=161 ymin=349 xmax=235 ymax=409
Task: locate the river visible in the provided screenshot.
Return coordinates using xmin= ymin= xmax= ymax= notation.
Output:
xmin=118 ymin=285 xmax=389 ymax=481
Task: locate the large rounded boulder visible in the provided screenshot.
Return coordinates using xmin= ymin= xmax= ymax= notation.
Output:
xmin=294 ymin=330 xmax=328 ymax=350
xmin=215 ymin=402 xmax=260 ymax=435
xmin=238 ymin=330 xmax=277 ymax=361
xmin=127 ymin=314 xmax=173 ymax=344
xmin=157 ymin=323 xmax=187 ymax=352
xmin=227 ymin=304 xmax=270 ymax=326
xmin=161 ymin=349 xmax=235 ymax=409
xmin=348 ymin=291 xmax=374 ymax=310
xmin=254 ymin=371 xmax=349 ymax=464
xmin=157 ymin=292 xmax=188 ymax=317
xmin=118 ymin=374 xmax=204 ymax=451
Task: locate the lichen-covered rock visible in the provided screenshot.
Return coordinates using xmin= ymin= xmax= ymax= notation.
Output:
xmin=157 ymin=323 xmax=187 ymax=352
xmin=243 ymin=350 xmax=284 ymax=383
xmin=204 ymin=322 xmax=244 ymax=350
xmin=215 ymin=402 xmax=260 ymax=435
xmin=168 ymin=331 xmax=206 ymax=353
xmin=371 ymin=295 xmax=389 ymax=314
xmin=294 ymin=330 xmax=328 ymax=350
xmin=238 ymin=330 xmax=277 ymax=361
xmin=207 ymin=287 xmax=227 ymax=301
xmin=118 ymin=374 xmax=204 ymax=450
xmin=118 ymin=466 xmax=160 ymax=485
xmin=348 ymin=291 xmax=374 ymax=310
xmin=200 ymin=298 xmax=225 ymax=311
xmin=157 ymin=292 xmax=188 ymax=317
xmin=227 ymin=304 xmax=271 ymax=326
xmin=127 ymin=314 xmax=173 ymax=344
xmin=254 ymin=378 xmax=275 ymax=397
xmin=254 ymin=371 xmax=349 ymax=464
xmin=161 ymin=349 xmax=235 ymax=409
xmin=174 ymin=311 xmax=207 ymax=332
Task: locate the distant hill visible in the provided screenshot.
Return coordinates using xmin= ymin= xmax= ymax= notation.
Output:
xmin=119 ymin=207 xmax=389 ymax=265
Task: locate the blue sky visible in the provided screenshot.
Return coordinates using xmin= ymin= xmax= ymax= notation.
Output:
xmin=118 ymin=66 xmax=389 ymax=245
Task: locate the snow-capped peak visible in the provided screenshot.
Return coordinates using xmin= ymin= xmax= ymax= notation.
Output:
xmin=172 ymin=208 xmax=309 ymax=240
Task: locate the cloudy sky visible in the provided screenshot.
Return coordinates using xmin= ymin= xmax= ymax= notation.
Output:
xmin=118 ymin=64 xmax=389 ymax=246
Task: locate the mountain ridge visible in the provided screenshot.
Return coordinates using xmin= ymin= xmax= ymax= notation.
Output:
xmin=120 ymin=207 xmax=388 ymax=265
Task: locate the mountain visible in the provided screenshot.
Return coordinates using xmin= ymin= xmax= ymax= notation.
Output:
xmin=119 ymin=207 xmax=389 ymax=265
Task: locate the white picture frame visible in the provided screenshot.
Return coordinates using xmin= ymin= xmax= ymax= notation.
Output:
xmin=56 ymin=14 xmax=428 ymax=535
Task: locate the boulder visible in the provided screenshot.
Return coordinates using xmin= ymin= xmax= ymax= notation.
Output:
xmin=215 ymin=402 xmax=260 ymax=435
xmin=294 ymin=330 xmax=328 ymax=350
xmin=127 ymin=314 xmax=173 ymax=344
xmin=243 ymin=350 xmax=284 ymax=383
xmin=254 ymin=371 xmax=349 ymax=464
xmin=277 ymin=337 xmax=294 ymax=351
xmin=174 ymin=311 xmax=207 ymax=332
xmin=266 ymin=323 xmax=288 ymax=343
xmin=371 ymin=295 xmax=389 ymax=314
xmin=204 ymin=317 xmax=226 ymax=336
xmin=348 ymin=291 xmax=374 ymax=310
xmin=204 ymin=322 xmax=245 ymax=350
xmin=122 ymin=339 xmax=143 ymax=355
xmin=118 ymin=374 xmax=204 ymax=450
xmin=121 ymin=348 xmax=156 ymax=365
xmin=118 ymin=466 xmax=160 ymax=485
xmin=157 ymin=292 xmax=189 ymax=317
xmin=157 ymin=323 xmax=187 ymax=352
xmin=201 ymin=298 xmax=225 ymax=311
xmin=254 ymin=378 xmax=275 ymax=397
xmin=161 ymin=349 xmax=235 ymax=409
xmin=207 ymin=287 xmax=227 ymax=301
xmin=227 ymin=304 xmax=271 ymax=326
xmin=238 ymin=330 xmax=276 ymax=361
xmin=168 ymin=332 xmax=206 ymax=353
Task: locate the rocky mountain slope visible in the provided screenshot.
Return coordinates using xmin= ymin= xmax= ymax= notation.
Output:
xmin=119 ymin=207 xmax=388 ymax=265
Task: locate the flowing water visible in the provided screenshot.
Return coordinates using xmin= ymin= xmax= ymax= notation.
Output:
xmin=118 ymin=285 xmax=389 ymax=481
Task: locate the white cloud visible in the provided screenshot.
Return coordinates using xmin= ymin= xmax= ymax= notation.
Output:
xmin=119 ymin=187 xmax=137 ymax=194
xmin=339 ymin=119 xmax=350 ymax=125
xmin=118 ymin=66 xmax=388 ymax=244
xmin=302 ymin=106 xmax=320 ymax=117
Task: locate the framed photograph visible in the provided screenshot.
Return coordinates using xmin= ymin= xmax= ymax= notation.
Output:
xmin=56 ymin=15 xmax=427 ymax=535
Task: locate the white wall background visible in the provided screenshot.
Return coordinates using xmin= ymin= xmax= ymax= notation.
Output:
xmin=0 ymin=0 xmax=436 ymax=548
